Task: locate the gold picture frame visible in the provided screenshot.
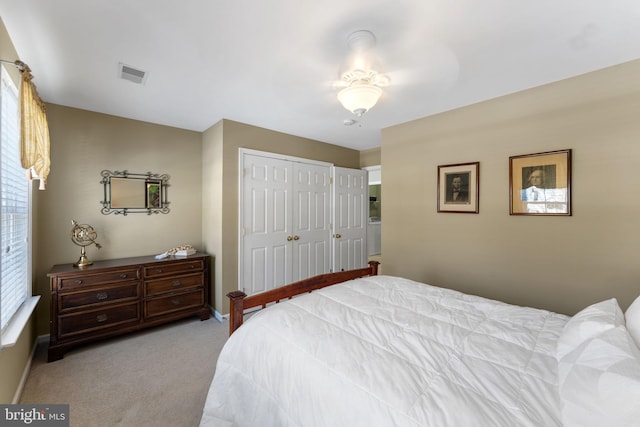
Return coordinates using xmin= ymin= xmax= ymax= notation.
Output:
xmin=509 ymin=149 xmax=571 ymax=216
xmin=437 ymin=162 xmax=479 ymax=213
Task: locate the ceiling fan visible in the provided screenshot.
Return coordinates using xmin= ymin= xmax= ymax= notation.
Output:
xmin=328 ymin=25 xmax=461 ymax=125
xmin=334 ymin=30 xmax=390 ymax=117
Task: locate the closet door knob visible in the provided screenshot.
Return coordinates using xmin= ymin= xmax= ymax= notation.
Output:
xmin=287 ymin=236 xmax=293 ymax=241
xmin=293 ymin=235 xmax=300 ymax=240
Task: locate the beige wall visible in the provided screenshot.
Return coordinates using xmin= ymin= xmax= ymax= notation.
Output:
xmin=202 ymin=120 xmax=224 ymax=309
xmin=35 ymin=105 xmax=203 ymax=335
xmin=359 ymin=147 xmax=381 ymax=168
xmin=382 ymin=59 xmax=640 ymax=316
xmin=203 ymin=119 xmax=361 ymax=314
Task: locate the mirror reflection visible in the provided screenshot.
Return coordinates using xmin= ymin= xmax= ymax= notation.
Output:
xmin=111 ymin=178 xmax=146 ymax=209
xmin=101 ymin=170 xmax=170 ymax=215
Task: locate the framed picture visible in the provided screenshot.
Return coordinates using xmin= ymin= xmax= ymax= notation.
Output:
xmin=509 ymin=149 xmax=571 ymax=216
xmin=437 ymin=162 xmax=479 ymax=213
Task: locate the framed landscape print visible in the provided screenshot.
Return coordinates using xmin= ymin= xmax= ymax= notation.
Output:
xmin=437 ymin=162 xmax=479 ymax=213
xmin=509 ymin=149 xmax=571 ymax=216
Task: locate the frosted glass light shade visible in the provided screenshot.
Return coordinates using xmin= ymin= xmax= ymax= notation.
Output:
xmin=337 ymin=83 xmax=382 ymax=116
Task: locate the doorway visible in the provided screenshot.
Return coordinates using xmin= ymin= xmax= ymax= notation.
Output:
xmin=363 ymin=165 xmax=381 ymax=268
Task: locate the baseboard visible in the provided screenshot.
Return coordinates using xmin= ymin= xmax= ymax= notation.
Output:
xmin=211 ymin=308 xmax=228 ymax=323
xmin=12 ymin=334 xmax=48 ymax=404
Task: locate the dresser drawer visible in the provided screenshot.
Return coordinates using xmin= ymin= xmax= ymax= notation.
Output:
xmin=59 ymin=283 xmax=139 ymax=312
xmin=145 ymin=289 xmax=204 ymax=318
xmin=59 ymin=302 xmax=140 ymax=338
xmin=143 ymin=259 xmax=204 ymax=278
xmin=59 ymin=268 xmax=139 ymax=290
xmin=144 ymin=272 xmax=204 ymax=297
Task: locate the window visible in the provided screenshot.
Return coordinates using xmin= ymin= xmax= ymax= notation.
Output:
xmin=0 ymin=64 xmax=37 ymax=348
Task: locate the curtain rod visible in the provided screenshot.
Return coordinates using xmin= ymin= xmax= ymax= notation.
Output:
xmin=0 ymin=59 xmax=26 ymax=71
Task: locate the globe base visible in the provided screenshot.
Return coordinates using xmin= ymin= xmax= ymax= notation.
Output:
xmin=73 ymin=247 xmax=93 ymax=268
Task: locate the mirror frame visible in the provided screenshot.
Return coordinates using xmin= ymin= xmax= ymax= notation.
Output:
xmin=100 ymin=170 xmax=170 ymax=215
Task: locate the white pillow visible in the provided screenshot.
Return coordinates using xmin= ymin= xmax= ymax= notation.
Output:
xmin=556 ymin=298 xmax=625 ymax=360
xmin=625 ymin=296 xmax=640 ymax=349
xmin=557 ymin=324 xmax=640 ymax=427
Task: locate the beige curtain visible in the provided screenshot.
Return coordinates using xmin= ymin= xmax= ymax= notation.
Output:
xmin=18 ymin=61 xmax=50 ymax=190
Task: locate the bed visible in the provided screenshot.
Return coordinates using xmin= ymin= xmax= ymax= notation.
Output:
xmin=200 ymin=263 xmax=640 ymax=427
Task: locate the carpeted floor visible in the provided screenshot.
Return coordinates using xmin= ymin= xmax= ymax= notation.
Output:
xmin=19 ymin=316 xmax=229 ymax=427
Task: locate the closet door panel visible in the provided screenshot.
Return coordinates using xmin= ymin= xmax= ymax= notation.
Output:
xmin=241 ymin=154 xmax=293 ymax=295
xmin=292 ymin=162 xmax=331 ymax=281
xmin=332 ymin=167 xmax=368 ymax=272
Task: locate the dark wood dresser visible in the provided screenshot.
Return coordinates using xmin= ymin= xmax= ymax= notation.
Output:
xmin=47 ymin=253 xmax=211 ymax=362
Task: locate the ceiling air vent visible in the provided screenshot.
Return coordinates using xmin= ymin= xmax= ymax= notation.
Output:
xmin=118 ymin=63 xmax=147 ymax=85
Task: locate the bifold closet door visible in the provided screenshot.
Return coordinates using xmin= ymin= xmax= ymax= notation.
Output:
xmin=241 ymin=154 xmax=293 ymax=296
xmin=240 ymin=152 xmax=331 ymax=297
xmin=291 ymin=162 xmax=332 ymax=281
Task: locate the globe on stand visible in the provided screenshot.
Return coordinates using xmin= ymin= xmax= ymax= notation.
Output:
xmin=70 ymin=220 xmax=102 ymax=267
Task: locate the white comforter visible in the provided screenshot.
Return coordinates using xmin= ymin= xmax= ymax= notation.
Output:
xmin=200 ymin=275 xmax=568 ymax=427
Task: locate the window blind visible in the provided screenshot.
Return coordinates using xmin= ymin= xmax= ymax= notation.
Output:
xmin=0 ymin=65 xmax=30 ymax=334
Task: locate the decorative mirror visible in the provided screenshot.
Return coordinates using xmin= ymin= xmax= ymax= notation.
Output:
xmin=100 ymin=170 xmax=170 ymax=215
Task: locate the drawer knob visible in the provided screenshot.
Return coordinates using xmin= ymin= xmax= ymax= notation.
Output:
xmin=96 ymin=314 xmax=108 ymax=323
xmin=189 ymin=265 xmax=195 ymax=269
xmin=119 ymin=273 xmax=128 ymax=279
xmin=155 ymin=268 xmax=163 ymax=273
xmin=171 ymin=299 xmax=181 ymax=306
xmin=74 ymin=279 xmax=83 ymax=285
xmin=96 ymin=292 xmax=108 ymax=300
xmin=171 ymin=280 xmax=181 ymax=287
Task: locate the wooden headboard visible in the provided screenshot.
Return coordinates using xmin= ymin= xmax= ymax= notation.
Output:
xmin=226 ymin=261 xmax=380 ymax=335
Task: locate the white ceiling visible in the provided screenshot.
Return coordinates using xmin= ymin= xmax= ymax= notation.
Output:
xmin=1 ymin=1 xmax=639 ymax=150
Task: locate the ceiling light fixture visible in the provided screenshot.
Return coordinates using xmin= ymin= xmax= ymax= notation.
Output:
xmin=337 ymin=69 xmax=389 ymax=116
xmin=337 ymin=31 xmax=390 ymax=117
